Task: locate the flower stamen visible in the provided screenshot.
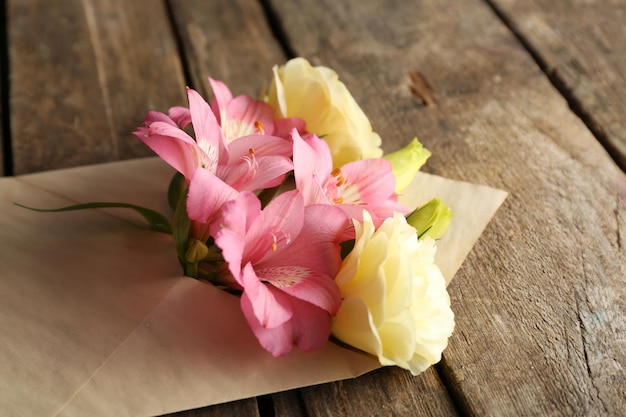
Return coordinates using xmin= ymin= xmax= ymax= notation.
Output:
xmin=254 ymin=120 xmax=265 ymax=134
xmin=270 ymin=230 xmax=292 ymax=252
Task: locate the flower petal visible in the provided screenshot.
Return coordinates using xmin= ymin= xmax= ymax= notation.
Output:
xmin=269 ymin=204 xmax=347 ymax=277
xmin=273 ymin=117 xmax=306 ymax=139
xmin=240 ymin=288 xmax=332 ymax=356
xmin=168 ymin=106 xmax=192 ymax=128
xmin=208 ymin=77 xmax=233 ymax=124
xmin=219 ymin=155 xmax=293 ymax=192
xmin=214 ymin=192 xmax=261 ymax=281
xmin=186 ymin=167 xmax=239 ymax=224
xmin=227 ymin=134 xmax=293 ymax=161
xmin=332 ymin=297 xmax=382 ymax=358
xmin=143 ymin=110 xmax=177 ymax=127
xmin=187 ymin=87 xmax=229 ymax=166
xmin=241 ymin=263 xmax=294 ymax=329
xmin=290 ymin=298 xmax=333 ymax=352
xmin=241 ymin=293 xmax=293 ymax=357
xmin=292 ymin=131 xmax=334 ymax=205
xmin=223 ymin=95 xmax=276 ymax=140
xmin=245 ymin=190 xmax=304 ymax=264
xmin=133 ymin=122 xmax=198 ymax=179
xmin=256 ymin=265 xmax=341 ymax=314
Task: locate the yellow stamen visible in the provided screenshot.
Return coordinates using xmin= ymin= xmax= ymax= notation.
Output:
xmin=336 ymin=176 xmax=345 ymax=187
xmin=334 ymin=197 xmax=344 ymax=204
xmin=331 ymin=168 xmax=342 ymax=177
xmin=254 ymin=121 xmax=265 ymax=134
xmin=249 ymin=148 xmax=256 ymax=156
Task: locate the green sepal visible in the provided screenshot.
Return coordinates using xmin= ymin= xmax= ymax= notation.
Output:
xmin=168 ymin=172 xmax=186 ymax=210
xmin=172 ymin=185 xmax=192 ymax=272
xmin=14 ymin=201 xmax=172 ymax=234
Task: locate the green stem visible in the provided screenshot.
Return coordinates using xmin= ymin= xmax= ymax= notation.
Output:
xmin=186 ymin=261 xmax=199 ymax=279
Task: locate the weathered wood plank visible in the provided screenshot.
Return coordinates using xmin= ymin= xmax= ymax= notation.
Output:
xmin=488 ymin=0 xmax=626 ymax=171
xmin=159 ymin=1 xmax=295 ymax=416
xmin=0 ymin=2 xmax=7 ymax=176
xmin=167 ymin=0 xmax=287 ymax=98
xmin=299 ymin=368 xmax=458 ymax=417
xmin=8 ymin=0 xmax=186 ymax=174
xmin=271 ymin=391 xmax=306 ymax=416
xmin=0 ymin=64 xmax=4 ymax=177
xmin=268 ymin=0 xmax=626 ymax=415
xmin=162 ymin=398 xmax=260 ymax=417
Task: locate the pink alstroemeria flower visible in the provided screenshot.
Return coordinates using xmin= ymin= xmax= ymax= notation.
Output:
xmin=214 ymin=190 xmax=348 ymax=356
xmin=292 ymin=130 xmax=407 ymax=231
xmin=209 ymin=77 xmax=306 ymax=142
xmin=134 ymin=87 xmax=293 ymax=191
xmin=133 ymin=87 xmax=295 ymax=239
xmin=209 ymin=78 xmax=275 ymax=142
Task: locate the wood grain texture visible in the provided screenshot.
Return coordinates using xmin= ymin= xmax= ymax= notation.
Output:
xmin=158 ymin=1 xmax=292 ymax=416
xmin=167 ymin=0 xmax=287 ymax=98
xmin=298 ymin=367 xmax=458 ymax=417
xmin=0 ymin=43 xmax=4 ymax=176
xmin=162 ymin=398 xmax=260 ymax=417
xmin=6 ymin=0 xmax=625 ymax=415
xmin=488 ymin=0 xmax=626 ymax=171
xmin=8 ymin=0 xmax=186 ymax=174
xmin=267 ymin=0 xmax=626 ymax=415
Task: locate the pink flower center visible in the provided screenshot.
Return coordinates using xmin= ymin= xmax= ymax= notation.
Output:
xmin=320 ymin=167 xmax=361 ymax=206
xmin=257 ymin=266 xmax=309 ymax=288
xmin=198 ymin=142 xmax=219 ymax=174
xmin=223 ymin=119 xmax=265 ymax=143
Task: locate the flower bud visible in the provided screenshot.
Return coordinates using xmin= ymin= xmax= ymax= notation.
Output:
xmin=185 ymin=239 xmax=209 ymax=264
xmin=383 ymin=138 xmax=431 ymax=193
xmin=407 ymin=198 xmax=453 ymax=240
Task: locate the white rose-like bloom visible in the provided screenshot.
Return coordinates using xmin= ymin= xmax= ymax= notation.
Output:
xmin=267 ymin=57 xmax=383 ymax=167
xmin=332 ymin=211 xmax=455 ymax=375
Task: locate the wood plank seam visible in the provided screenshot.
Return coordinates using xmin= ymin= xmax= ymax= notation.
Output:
xmin=435 ymin=361 xmax=472 ymax=416
xmin=482 ymin=0 xmax=626 ymax=172
xmin=258 ymin=0 xmax=297 ymax=59
xmin=0 ymin=0 xmax=12 ymax=176
xmin=164 ymin=0 xmax=195 ymax=89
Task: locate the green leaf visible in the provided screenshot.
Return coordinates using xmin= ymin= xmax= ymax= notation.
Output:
xmin=14 ymin=201 xmax=172 ymax=234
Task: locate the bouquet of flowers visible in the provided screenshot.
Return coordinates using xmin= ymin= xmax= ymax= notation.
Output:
xmin=129 ymin=57 xmax=455 ymax=376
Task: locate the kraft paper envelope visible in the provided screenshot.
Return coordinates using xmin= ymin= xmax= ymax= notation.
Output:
xmin=0 ymin=158 xmax=507 ymax=416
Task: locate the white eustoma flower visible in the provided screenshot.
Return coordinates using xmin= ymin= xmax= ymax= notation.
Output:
xmin=332 ymin=211 xmax=454 ymax=375
xmin=266 ymin=57 xmax=382 ymax=167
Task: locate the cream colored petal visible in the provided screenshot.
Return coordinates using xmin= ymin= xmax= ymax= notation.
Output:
xmin=332 ymin=297 xmax=382 ymax=359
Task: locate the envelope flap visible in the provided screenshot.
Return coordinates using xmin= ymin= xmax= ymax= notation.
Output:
xmin=57 ymin=278 xmax=381 ymax=417
xmin=399 ymin=172 xmax=508 ymax=284
xmin=0 ymin=161 xmax=181 ymax=416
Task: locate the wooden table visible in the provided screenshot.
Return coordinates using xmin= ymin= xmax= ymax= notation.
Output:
xmin=3 ymin=1 xmax=625 ymax=416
